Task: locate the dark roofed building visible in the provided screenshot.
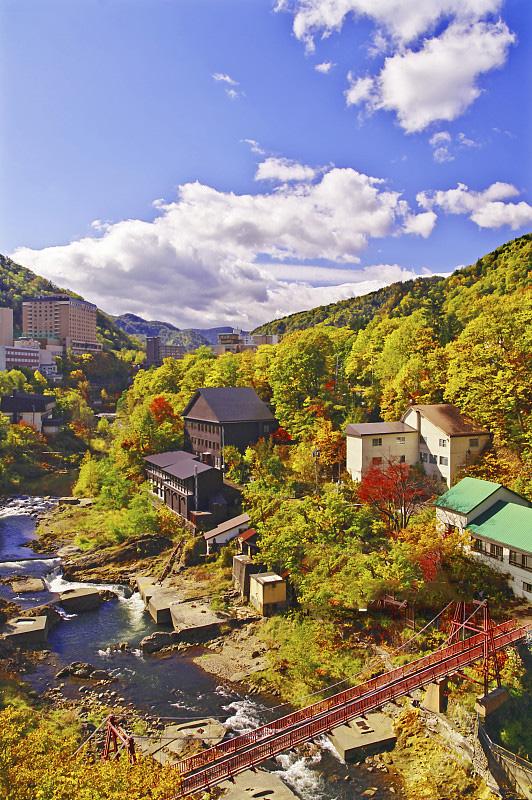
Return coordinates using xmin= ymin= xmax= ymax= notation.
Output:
xmin=144 ymin=450 xmax=228 ymax=526
xmin=183 ymin=387 xmax=278 ymax=469
xmin=0 ymin=392 xmax=57 ymax=434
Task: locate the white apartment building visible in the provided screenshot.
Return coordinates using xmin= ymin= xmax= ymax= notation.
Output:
xmin=346 ymin=404 xmax=490 ymax=488
xmin=435 ymin=477 xmax=532 ymax=601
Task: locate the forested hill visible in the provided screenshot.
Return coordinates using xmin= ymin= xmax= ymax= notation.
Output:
xmin=0 ymin=253 xmax=138 ymax=352
xmin=253 ymin=234 xmax=532 ymax=336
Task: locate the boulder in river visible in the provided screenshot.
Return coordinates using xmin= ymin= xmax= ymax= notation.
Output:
xmin=11 ymin=578 xmax=46 ymax=593
xmin=55 ymin=662 xmax=114 ymax=681
xmin=140 ymin=631 xmax=177 ymax=654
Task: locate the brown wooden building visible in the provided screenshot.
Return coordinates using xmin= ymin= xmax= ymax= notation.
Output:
xmin=182 ymin=387 xmax=278 ymax=469
xmin=144 ymin=450 xmax=229 ymax=526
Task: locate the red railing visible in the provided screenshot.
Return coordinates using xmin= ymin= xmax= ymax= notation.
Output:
xmin=176 ymin=618 xmax=519 ymax=776
xmin=178 ymin=620 xmax=529 ymax=796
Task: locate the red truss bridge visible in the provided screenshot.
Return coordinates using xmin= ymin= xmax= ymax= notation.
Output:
xmin=98 ymin=601 xmax=530 ymax=798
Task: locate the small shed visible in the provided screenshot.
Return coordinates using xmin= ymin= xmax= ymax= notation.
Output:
xmin=249 ymin=572 xmax=286 ymax=616
xmin=232 ymin=555 xmax=261 ymax=599
xmin=237 ymin=528 xmax=259 ymax=556
xmin=203 ymin=513 xmax=250 ymax=555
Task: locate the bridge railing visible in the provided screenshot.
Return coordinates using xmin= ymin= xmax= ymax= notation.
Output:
xmin=176 ymin=619 xmax=519 ymax=776
xmin=179 ymin=623 xmax=528 ymax=796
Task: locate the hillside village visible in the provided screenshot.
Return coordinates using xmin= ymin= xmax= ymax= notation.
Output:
xmin=0 ymin=234 xmax=531 ymax=799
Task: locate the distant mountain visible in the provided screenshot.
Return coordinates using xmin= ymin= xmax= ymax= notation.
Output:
xmin=0 ymin=253 xmax=138 ymax=352
xmin=112 ymin=314 xmax=235 ymax=351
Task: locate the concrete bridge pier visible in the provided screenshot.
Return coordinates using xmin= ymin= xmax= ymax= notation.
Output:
xmin=422 ymin=678 xmax=448 ymax=713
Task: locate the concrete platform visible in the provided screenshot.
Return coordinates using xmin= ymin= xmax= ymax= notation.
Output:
xmin=11 ymin=578 xmax=46 ymax=593
xmin=147 ymin=589 xmax=182 ymax=624
xmin=135 ymin=575 xmax=158 ymax=604
xmin=328 ymin=713 xmax=396 ymax=762
xmin=135 ymin=718 xmax=226 ymax=765
xmin=475 ymin=687 xmax=510 ymax=718
xmin=1 ymin=615 xmax=49 ymax=647
xmin=170 ymin=601 xmax=227 ymax=643
xmin=59 ymin=588 xmax=103 ymax=612
xmin=219 ymin=769 xmax=299 ymax=799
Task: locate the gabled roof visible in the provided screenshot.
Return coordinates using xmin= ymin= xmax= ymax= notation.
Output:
xmin=435 ymin=477 xmax=532 ymax=516
xmin=0 ymin=393 xmax=55 ymax=413
xmin=468 ymin=501 xmax=532 ymax=554
xmin=403 ymin=404 xmax=488 ymax=437
xmin=144 ymin=450 xmax=214 ymax=479
xmin=345 ymin=421 xmax=417 ymax=437
xmin=435 ymin=477 xmax=502 ymax=515
xmin=182 ymin=387 xmax=275 ymax=423
xmin=203 ymin=513 xmax=251 ymax=541
xmin=238 ymin=528 xmax=257 ymax=542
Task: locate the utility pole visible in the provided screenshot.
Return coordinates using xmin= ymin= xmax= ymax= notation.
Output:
xmin=194 ymin=465 xmax=198 ymax=512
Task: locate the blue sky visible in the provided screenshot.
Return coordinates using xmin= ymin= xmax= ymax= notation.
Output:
xmin=1 ymin=0 xmax=530 ymax=328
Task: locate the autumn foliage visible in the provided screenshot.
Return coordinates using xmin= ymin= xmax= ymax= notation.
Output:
xmin=358 ymin=460 xmax=435 ymax=532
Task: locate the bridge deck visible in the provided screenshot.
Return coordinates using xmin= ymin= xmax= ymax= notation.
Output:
xmin=177 ymin=619 xmax=529 ymax=797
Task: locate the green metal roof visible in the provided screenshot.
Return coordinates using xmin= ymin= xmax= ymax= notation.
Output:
xmin=435 ymin=477 xmax=501 ymax=514
xmin=468 ymin=501 xmax=532 ymax=553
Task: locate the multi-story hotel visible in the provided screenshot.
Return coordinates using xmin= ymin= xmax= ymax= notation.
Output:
xmin=22 ymin=295 xmax=102 ymax=355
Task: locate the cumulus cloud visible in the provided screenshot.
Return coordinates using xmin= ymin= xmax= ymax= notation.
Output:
xmin=418 ymin=181 xmax=532 ymax=229
xmin=315 ymin=61 xmax=335 ymax=73
xmin=12 ymin=166 xmax=438 ymax=329
xmin=255 ymin=157 xmax=318 ymax=183
xmin=373 ymin=21 xmax=514 ymax=132
xmin=278 ymin=1 xmax=515 ymax=132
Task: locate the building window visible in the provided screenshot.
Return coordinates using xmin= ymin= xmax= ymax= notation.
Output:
xmin=372 ymin=457 xmax=383 ymax=466
xmin=420 ymin=452 xmax=428 ymax=462
xmin=429 ymin=454 xmax=437 ymax=464
xmin=473 ymin=538 xmax=485 ymax=553
xmin=523 ymin=582 xmax=532 ymax=594
xmin=439 ymin=439 xmax=447 ymax=448
xmin=396 ymin=436 xmax=405 ymax=444
xmin=469 ymin=438 xmax=479 ymax=447
xmin=439 ymin=456 xmax=448 ymax=466
xmin=510 ymin=552 xmax=532 ymax=572
xmin=372 ymin=438 xmax=382 ymax=447
xmin=399 ymin=455 xmax=406 ymax=463
xmin=488 ymin=543 xmax=503 ymax=561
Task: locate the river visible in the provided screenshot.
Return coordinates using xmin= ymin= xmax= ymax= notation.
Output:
xmin=0 ymin=497 xmax=396 ymax=799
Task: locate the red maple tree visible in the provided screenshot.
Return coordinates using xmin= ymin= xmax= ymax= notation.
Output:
xmin=358 ymin=460 xmax=435 ymax=532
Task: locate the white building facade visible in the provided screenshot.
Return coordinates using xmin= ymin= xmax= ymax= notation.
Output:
xmin=435 ymin=477 xmax=532 ymax=601
xmin=346 ymin=404 xmax=490 ymax=488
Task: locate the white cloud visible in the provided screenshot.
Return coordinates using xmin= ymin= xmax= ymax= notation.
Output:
xmin=428 ymin=130 xmax=480 ymax=162
xmin=278 ymin=2 xmax=514 ymax=131
xmin=418 ymin=181 xmax=532 ymax=229
xmin=212 ymin=72 xmax=244 ymax=99
xmin=365 ymin=22 xmax=514 ymax=133
xmin=280 ymin=0 xmax=503 ymax=50
xmin=403 ymin=211 xmax=438 ymax=237
xmin=242 ymin=138 xmax=266 ymax=155
xmin=11 ymin=166 xmax=438 ymax=329
xmin=212 ymin=72 xmax=238 ymax=85
xmin=255 ymin=157 xmax=318 ymax=183
xmin=315 ymin=61 xmax=335 ymax=73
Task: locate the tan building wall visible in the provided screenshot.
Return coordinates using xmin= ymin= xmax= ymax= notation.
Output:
xmin=22 ymin=296 xmax=99 ymax=353
xmin=0 ymin=308 xmax=13 ymax=346
xmin=346 ymin=430 xmax=419 ymax=482
xmin=402 ymin=407 xmax=490 ymax=486
xmin=249 ymin=574 xmax=287 ymax=615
